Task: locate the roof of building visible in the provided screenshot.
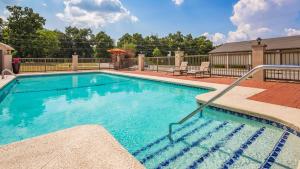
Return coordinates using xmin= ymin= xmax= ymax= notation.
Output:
xmin=209 ymin=35 xmax=300 ymax=54
xmin=0 ymin=42 xmax=14 ymax=51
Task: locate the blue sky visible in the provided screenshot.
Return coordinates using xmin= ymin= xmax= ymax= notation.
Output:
xmin=1 ymin=0 xmax=300 ymax=44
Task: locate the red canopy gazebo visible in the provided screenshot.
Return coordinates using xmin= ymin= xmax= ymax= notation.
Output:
xmin=107 ymin=48 xmax=129 ymax=69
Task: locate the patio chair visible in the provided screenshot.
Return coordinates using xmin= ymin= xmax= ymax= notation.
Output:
xmin=187 ymin=62 xmax=210 ymax=77
xmin=172 ymin=61 xmax=188 ymax=75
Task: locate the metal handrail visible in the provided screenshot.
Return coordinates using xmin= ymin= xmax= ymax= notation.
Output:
xmin=1 ymin=69 xmax=16 ymax=79
xmin=168 ymin=64 xmax=300 ymax=142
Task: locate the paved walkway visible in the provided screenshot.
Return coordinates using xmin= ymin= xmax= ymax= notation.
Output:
xmin=119 ymin=70 xmax=300 ymax=109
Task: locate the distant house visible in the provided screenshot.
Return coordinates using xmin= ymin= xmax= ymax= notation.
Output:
xmin=209 ymin=35 xmax=300 ymax=54
xmin=207 ymin=35 xmax=300 ymax=81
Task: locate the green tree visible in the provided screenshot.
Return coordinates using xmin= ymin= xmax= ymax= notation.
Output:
xmin=194 ymin=36 xmax=214 ymax=54
xmin=94 ymin=31 xmax=114 ymax=58
xmin=34 ymin=29 xmax=60 ymax=57
xmin=55 ymin=30 xmax=73 ymax=58
xmin=165 ymin=31 xmax=185 ymax=51
xmin=0 ymin=18 xmax=3 ymax=29
xmin=0 ymin=18 xmax=4 ymax=41
xmin=5 ymin=5 xmax=46 ymax=57
xmin=117 ymin=33 xmax=133 ymax=48
xmin=122 ymin=43 xmax=136 ymax=54
xmin=152 ymin=47 xmax=162 ymax=57
xmin=65 ymin=26 xmax=94 ymax=57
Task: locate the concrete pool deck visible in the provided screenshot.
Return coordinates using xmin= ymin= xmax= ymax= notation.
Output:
xmin=0 ymin=125 xmax=144 ymax=169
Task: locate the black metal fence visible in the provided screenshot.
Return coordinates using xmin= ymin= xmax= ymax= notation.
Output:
xmin=144 ymin=56 xmax=175 ymax=72
xmin=209 ymin=52 xmax=252 ymax=77
xmin=264 ymin=49 xmax=300 ymax=81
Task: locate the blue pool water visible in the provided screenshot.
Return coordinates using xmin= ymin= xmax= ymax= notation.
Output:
xmin=0 ymin=73 xmax=300 ymax=169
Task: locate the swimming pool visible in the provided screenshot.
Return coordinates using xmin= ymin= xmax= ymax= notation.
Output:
xmin=0 ymin=73 xmax=300 ymax=169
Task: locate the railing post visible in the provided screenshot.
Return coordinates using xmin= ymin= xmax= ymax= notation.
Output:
xmin=138 ymin=54 xmax=145 ymax=71
xmin=252 ymin=40 xmax=267 ymax=81
xmin=226 ymin=53 xmax=229 ymax=73
xmin=72 ymin=53 xmax=78 ymax=71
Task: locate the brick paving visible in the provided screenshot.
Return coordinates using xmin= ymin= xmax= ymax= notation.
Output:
xmin=120 ymin=70 xmax=300 ymax=109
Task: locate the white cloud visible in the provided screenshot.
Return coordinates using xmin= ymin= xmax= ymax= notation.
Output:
xmin=172 ymin=0 xmax=184 ymax=6
xmin=228 ymin=0 xmax=300 ymax=42
xmin=56 ymin=0 xmax=138 ymax=28
xmin=202 ymin=32 xmax=226 ymax=45
xmin=285 ymin=28 xmax=300 ymax=36
xmin=207 ymin=0 xmax=300 ymax=45
xmin=0 ymin=9 xmax=10 ymax=21
xmin=42 ymin=3 xmax=47 ymax=7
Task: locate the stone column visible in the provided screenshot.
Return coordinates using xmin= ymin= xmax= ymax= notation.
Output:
xmin=2 ymin=48 xmax=13 ymax=71
xmin=252 ymin=44 xmax=267 ymax=81
xmin=138 ymin=54 xmax=145 ymax=71
xmin=72 ymin=54 xmax=78 ymax=71
xmin=175 ymin=50 xmax=184 ymax=67
xmin=115 ymin=55 xmax=121 ymax=70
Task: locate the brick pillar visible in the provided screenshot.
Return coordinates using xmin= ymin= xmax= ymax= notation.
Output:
xmin=175 ymin=50 xmax=184 ymax=67
xmin=138 ymin=54 xmax=145 ymax=71
xmin=252 ymin=44 xmax=267 ymax=81
xmin=3 ymin=54 xmax=12 ymax=70
xmin=72 ymin=54 xmax=78 ymax=71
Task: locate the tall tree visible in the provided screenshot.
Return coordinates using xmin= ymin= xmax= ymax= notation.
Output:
xmin=55 ymin=30 xmax=73 ymax=58
xmin=117 ymin=33 xmax=133 ymax=48
xmin=65 ymin=26 xmax=94 ymax=57
xmin=6 ymin=5 xmax=46 ymax=57
xmin=152 ymin=47 xmax=162 ymax=57
xmin=94 ymin=31 xmax=114 ymax=58
xmin=34 ymin=29 xmax=60 ymax=57
xmin=0 ymin=18 xmax=4 ymax=41
xmin=194 ymin=36 xmax=214 ymax=54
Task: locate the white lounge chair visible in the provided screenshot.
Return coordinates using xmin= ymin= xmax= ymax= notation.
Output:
xmin=187 ymin=62 xmax=210 ymax=77
xmin=171 ymin=62 xmax=188 ymax=75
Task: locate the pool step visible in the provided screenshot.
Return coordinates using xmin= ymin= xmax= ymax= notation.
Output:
xmin=133 ymin=118 xmax=298 ymax=169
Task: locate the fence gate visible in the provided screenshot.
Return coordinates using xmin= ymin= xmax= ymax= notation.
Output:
xmin=264 ymin=50 xmax=300 ymax=81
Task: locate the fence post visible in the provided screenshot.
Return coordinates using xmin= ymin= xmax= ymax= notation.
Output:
xmin=174 ymin=50 xmax=184 ymax=75
xmin=44 ymin=58 xmax=47 ymax=72
xmin=138 ymin=54 xmax=145 ymax=71
xmin=3 ymin=53 xmax=12 ymax=71
xmin=252 ymin=40 xmax=267 ymax=81
xmin=98 ymin=58 xmax=101 ymax=70
xmin=0 ymin=44 xmax=13 ymax=71
xmin=156 ymin=57 xmax=159 ymax=72
xmin=175 ymin=50 xmax=184 ymax=67
xmin=72 ymin=53 xmax=78 ymax=71
xmin=226 ymin=53 xmax=229 ymax=71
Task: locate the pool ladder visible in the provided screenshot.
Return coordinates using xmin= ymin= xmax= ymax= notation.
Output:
xmin=1 ymin=69 xmax=16 ymax=79
xmin=168 ymin=64 xmax=300 ymax=142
